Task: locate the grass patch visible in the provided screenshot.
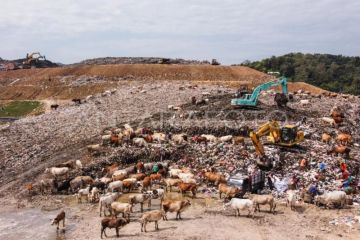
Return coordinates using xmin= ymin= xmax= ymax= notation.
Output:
xmin=0 ymin=101 xmax=41 ymax=117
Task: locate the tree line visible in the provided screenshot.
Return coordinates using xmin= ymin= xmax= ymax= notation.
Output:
xmin=240 ymin=53 xmax=360 ymax=95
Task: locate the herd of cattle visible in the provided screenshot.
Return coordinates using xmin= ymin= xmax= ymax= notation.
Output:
xmin=45 ymin=159 xmax=349 ymax=238
xmin=38 ymin=123 xmax=352 ymax=238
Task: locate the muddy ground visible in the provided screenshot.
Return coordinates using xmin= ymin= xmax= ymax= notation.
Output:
xmin=1 ymin=191 xmax=359 ymax=240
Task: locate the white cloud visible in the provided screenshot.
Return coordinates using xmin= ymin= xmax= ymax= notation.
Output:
xmin=0 ymin=0 xmax=359 ymax=64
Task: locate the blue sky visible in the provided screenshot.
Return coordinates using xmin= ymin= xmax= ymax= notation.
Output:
xmin=0 ymin=0 xmax=359 ymax=64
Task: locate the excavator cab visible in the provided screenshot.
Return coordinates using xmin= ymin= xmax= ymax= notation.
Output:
xmin=280 ymin=125 xmax=298 ymax=143
xmin=235 ymin=85 xmax=251 ymax=98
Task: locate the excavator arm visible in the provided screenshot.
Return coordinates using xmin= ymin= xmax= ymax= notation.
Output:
xmin=249 ymin=121 xmax=283 ymax=157
xmin=23 ymin=52 xmax=46 ymax=65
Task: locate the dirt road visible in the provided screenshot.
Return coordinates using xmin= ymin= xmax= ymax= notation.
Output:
xmin=1 ymin=192 xmax=359 ymax=240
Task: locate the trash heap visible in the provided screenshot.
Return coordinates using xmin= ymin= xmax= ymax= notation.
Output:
xmin=87 ymin=90 xmax=359 ymax=203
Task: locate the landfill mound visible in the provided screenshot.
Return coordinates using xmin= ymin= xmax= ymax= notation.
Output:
xmin=0 ymin=64 xmax=327 ymax=100
xmin=75 ymin=57 xmax=212 ymax=65
xmin=0 ymin=81 xmax=359 ymax=193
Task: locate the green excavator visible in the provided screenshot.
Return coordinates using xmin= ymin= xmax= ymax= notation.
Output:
xmin=231 ymin=77 xmax=289 ymax=107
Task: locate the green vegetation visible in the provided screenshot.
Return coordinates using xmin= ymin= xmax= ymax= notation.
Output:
xmin=0 ymin=101 xmax=41 ymax=117
xmin=241 ymin=53 xmax=360 ymax=95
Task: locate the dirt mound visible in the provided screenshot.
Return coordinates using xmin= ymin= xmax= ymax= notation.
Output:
xmin=75 ymin=57 xmax=211 ymax=65
xmin=0 ymin=64 xmax=327 ymax=100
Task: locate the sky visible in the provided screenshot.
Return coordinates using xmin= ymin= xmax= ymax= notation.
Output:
xmin=0 ymin=0 xmax=359 ymax=64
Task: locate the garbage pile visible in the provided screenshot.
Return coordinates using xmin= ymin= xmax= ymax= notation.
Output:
xmin=0 ymin=78 xmax=359 ymax=205
xmin=329 ymin=216 xmax=360 ymax=226
xmin=84 ymin=89 xmax=360 ymax=203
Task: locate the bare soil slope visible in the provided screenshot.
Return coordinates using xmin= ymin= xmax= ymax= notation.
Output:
xmin=0 ymin=64 xmax=326 ymax=100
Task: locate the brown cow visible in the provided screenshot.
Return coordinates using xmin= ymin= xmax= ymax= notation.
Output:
xmin=162 ymin=200 xmax=191 ymax=220
xmin=218 ymin=183 xmax=240 ymax=199
xmin=203 ymin=171 xmax=227 ymax=186
xmin=51 ymin=211 xmax=65 ymax=231
xmin=178 ymin=182 xmax=197 ymax=198
xmin=321 ymin=133 xmax=332 ymax=144
xmin=232 ymin=136 xmax=245 ymax=145
xmin=136 ymin=162 xmax=145 ymax=173
xmin=129 ymin=173 xmax=146 ymax=181
xmin=150 ymin=173 xmax=162 ymax=182
xmin=327 ymin=145 xmax=351 ymax=158
xmin=336 ymin=133 xmax=352 ymax=145
xmin=141 ymin=177 xmax=152 ymax=191
xmin=191 ymin=136 xmax=208 ymax=144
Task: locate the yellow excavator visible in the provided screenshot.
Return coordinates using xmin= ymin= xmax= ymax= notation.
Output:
xmin=22 ymin=52 xmax=46 ymax=68
xmin=249 ymin=121 xmax=304 ymax=157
